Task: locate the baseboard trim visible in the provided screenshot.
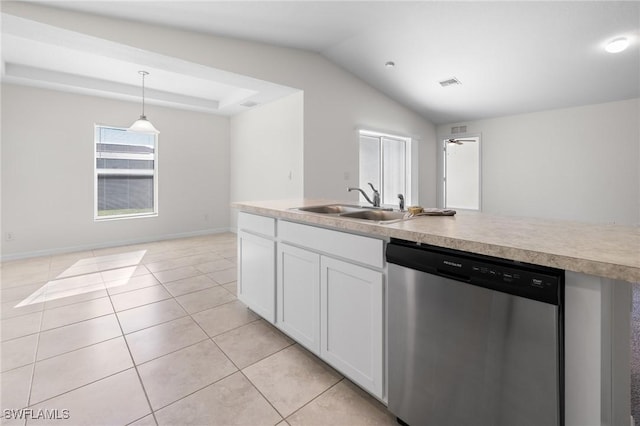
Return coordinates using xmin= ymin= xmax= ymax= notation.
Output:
xmin=1 ymin=227 xmax=234 ymax=261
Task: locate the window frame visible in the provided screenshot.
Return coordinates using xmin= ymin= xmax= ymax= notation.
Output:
xmin=358 ymin=129 xmax=415 ymax=208
xmin=94 ymin=124 xmax=159 ymax=221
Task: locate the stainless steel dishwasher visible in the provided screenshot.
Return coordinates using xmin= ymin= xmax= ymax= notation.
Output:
xmin=386 ymin=239 xmax=564 ymax=426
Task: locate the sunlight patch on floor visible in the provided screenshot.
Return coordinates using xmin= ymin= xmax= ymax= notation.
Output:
xmin=15 ymin=250 xmax=147 ymax=307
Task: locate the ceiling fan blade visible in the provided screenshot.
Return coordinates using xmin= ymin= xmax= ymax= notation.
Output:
xmin=447 ymin=138 xmax=476 ymax=144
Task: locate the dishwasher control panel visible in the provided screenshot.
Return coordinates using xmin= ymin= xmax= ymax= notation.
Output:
xmin=387 ymin=239 xmax=563 ymax=305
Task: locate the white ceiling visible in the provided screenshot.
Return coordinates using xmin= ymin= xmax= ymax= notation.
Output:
xmin=1 ymin=12 xmax=299 ymax=116
xmin=5 ymin=1 xmax=640 ymax=123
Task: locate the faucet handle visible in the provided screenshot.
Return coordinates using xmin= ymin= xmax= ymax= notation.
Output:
xmin=367 ymin=183 xmax=381 ymax=207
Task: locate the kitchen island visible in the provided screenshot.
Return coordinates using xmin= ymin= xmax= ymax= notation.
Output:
xmin=233 ymin=199 xmax=639 ymax=282
xmin=232 ymin=199 xmax=638 ymax=426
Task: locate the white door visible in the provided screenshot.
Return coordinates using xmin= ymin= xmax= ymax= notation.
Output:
xmin=320 ymin=256 xmax=384 ymax=398
xmin=238 ymin=231 xmax=276 ymax=323
xmin=277 ymin=243 xmax=320 ymax=354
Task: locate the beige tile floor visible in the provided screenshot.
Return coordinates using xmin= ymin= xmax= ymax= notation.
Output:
xmin=0 ymin=233 xmax=396 ymax=426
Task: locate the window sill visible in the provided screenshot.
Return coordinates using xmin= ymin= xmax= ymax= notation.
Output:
xmin=94 ymin=213 xmax=158 ymax=222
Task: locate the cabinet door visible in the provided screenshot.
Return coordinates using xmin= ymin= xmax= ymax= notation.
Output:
xmin=238 ymin=231 xmax=276 ymax=323
xmin=277 ymin=243 xmax=320 ymax=354
xmin=320 ymin=256 xmax=384 ymax=398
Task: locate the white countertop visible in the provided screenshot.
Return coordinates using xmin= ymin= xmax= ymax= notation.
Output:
xmin=232 ymin=199 xmax=640 ymax=283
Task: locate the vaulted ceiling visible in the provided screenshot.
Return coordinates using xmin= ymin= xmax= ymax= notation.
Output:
xmin=4 ymin=1 xmax=639 ymax=124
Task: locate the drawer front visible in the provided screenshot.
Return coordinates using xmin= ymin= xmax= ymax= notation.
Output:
xmin=279 ymin=220 xmax=384 ymax=269
xmin=238 ymin=212 xmax=276 ymax=237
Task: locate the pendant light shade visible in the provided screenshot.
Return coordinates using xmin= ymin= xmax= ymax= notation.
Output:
xmin=129 ymin=116 xmax=159 ymax=133
xmin=129 ymin=70 xmax=159 ymax=134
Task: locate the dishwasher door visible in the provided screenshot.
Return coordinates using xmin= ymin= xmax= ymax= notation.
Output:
xmin=388 ymin=263 xmax=561 ymax=426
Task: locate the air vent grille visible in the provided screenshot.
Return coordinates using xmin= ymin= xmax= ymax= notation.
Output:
xmin=439 ymin=77 xmax=461 ymax=87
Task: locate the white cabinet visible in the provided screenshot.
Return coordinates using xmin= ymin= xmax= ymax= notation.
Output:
xmin=276 ymin=221 xmax=386 ymax=399
xmin=277 ymin=243 xmax=320 ymax=354
xmin=320 ymin=256 xmax=384 ymax=398
xmin=237 ymin=213 xmax=276 ymax=323
xmin=238 ymin=214 xmax=386 ymax=400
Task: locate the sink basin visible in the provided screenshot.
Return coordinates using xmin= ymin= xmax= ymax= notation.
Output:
xmin=295 ymin=204 xmax=405 ymax=222
xmin=340 ymin=210 xmax=408 ymax=222
xmin=297 ymin=204 xmax=364 ymax=214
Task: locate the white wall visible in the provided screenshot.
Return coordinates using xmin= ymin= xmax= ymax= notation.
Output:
xmin=3 ymin=2 xmax=437 ymax=211
xmin=437 ymin=98 xmax=640 ymax=226
xmin=229 ymin=91 xmax=304 ymax=228
xmin=1 ymin=84 xmax=230 ymax=258
xmin=230 ymin=91 xmax=304 ymax=203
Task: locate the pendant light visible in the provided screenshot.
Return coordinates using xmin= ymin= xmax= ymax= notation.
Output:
xmin=129 ymin=70 xmax=159 ymax=134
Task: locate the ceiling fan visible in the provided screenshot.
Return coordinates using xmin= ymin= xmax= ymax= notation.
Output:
xmin=447 ymin=138 xmax=477 ymax=145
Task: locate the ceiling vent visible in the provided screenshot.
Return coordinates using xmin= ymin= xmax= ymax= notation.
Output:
xmin=240 ymin=101 xmax=258 ymax=108
xmin=439 ymin=77 xmax=461 ymax=87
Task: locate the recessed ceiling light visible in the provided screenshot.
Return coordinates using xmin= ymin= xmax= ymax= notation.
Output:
xmin=605 ymin=37 xmax=630 ymax=53
xmin=385 ymin=61 xmax=395 ymax=68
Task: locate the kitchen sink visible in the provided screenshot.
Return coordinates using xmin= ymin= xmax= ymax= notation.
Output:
xmin=339 ymin=210 xmax=409 ymax=222
xmin=295 ymin=204 xmax=407 ymax=223
xmin=296 ymin=204 xmax=364 ymax=214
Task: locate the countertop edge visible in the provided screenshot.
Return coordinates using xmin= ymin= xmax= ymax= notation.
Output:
xmin=232 ymin=201 xmax=640 ymax=283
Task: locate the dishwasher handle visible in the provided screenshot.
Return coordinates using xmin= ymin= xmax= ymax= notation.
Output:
xmin=435 ymin=268 xmax=472 ymax=283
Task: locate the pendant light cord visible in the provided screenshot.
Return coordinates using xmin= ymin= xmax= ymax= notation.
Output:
xmin=139 ymin=70 xmax=149 ymax=118
xmin=129 ymin=70 xmax=159 ymax=134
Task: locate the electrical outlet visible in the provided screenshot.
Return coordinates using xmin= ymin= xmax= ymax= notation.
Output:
xmin=5 ymin=232 xmax=14 ymax=241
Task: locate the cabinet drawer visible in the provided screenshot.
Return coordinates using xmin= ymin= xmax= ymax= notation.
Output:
xmin=279 ymin=221 xmax=384 ymax=269
xmin=238 ymin=212 xmax=276 ymax=237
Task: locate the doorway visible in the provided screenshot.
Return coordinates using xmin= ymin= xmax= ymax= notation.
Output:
xmin=443 ymin=136 xmax=481 ymax=210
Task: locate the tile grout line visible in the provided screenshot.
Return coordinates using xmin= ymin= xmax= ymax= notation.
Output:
xmin=146 ymin=369 xmax=240 ymax=415
xmin=21 ymin=366 xmax=138 ymax=408
xmin=24 ymin=265 xmax=49 ymax=413
xmin=2 ymin=236 xmax=241 ymax=424
xmin=239 ymin=368 xmax=287 ymax=424
xmin=236 ymin=341 xmax=299 ymax=423
xmin=106 ymin=289 xmax=160 ymax=426
xmin=146 ymin=278 xmax=292 ymax=422
xmin=114 ymin=256 xmax=237 ymax=420
xmin=134 ymin=268 xmax=241 ymax=420
xmin=26 ymin=254 xmax=117 ymax=408
xmin=6 ymin=257 xmax=50 ymax=426
xmin=282 ymin=377 xmax=346 ymax=423
xmin=238 ymin=340 xmax=345 ymax=422
xmin=16 ymin=278 xmax=239 ymax=368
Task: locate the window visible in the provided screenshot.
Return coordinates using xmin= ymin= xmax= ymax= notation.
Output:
xmin=443 ymin=136 xmax=481 ymax=210
xmin=358 ymin=130 xmax=412 ymax=207
xmin=94 ymin=126 xmax=157 ymax=220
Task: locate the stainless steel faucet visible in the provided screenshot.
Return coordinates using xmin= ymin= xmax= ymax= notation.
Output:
xmin=348 ymin=183 xmax=381 ymax=207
